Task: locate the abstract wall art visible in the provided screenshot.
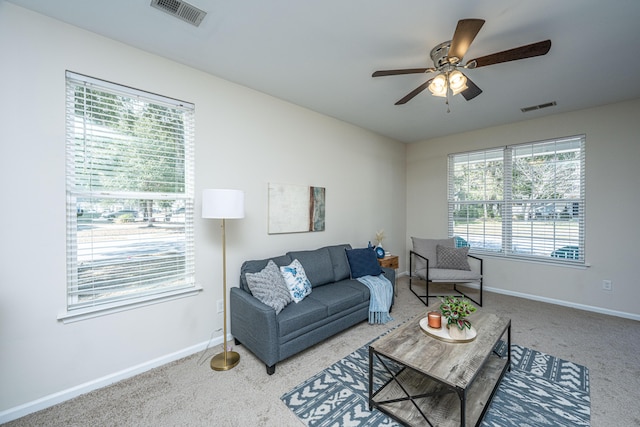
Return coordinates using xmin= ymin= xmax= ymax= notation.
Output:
xmin=268 ymin=183 xmax=325 ymax=234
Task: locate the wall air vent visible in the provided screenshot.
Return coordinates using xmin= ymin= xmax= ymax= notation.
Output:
xmin=150 ymin=0 xmax=206 ymax=27
xmin=521 ymin=101 xmax=557 ymax=113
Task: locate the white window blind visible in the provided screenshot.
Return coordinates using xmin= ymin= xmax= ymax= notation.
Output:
xmin=65 ymin=71 xmax=195 ymax=313
xmin=448 ymin=136 xmax=585 ymax=264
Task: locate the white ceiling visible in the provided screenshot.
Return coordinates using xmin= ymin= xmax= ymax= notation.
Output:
xmin=8 ymin=0 xmax=640 ymax=142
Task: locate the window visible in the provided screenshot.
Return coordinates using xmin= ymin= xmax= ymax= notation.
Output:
xmin=448 ymin=136 xmax=585 ymax=264
xmin=64 ymin=71 xmax=196 ymax=316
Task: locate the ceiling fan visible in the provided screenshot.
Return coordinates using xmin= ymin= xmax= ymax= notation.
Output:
xmin=372 ymin=19 xmax=551 ymax=107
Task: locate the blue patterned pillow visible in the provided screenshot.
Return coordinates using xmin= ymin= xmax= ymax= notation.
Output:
xmin=345 ymin=248 xmax=383 ymax=279
xmin=280 ymin=259 xmax=312 ymax=303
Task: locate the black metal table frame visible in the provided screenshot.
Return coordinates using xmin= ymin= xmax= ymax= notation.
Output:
xmin=368 ymin=323 xmax=511 ymax=427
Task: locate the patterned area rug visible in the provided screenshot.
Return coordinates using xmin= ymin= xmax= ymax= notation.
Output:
xmin=281 ymin=336 xmax=590 ymax=426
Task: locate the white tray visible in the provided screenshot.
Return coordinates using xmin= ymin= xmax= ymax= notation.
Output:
xmin=419 ymin=316 xmax=477 ymax=343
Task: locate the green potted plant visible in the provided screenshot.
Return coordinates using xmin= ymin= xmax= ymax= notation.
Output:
xmin=439 ymin=296 xmax=477 ymax=339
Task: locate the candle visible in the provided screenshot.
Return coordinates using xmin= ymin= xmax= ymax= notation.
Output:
xmin=427 ymin=311 xmax=441 ymax=329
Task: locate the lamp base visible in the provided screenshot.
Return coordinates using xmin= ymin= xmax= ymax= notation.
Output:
xmin=210 ymin=350 xmax=240 ymax=371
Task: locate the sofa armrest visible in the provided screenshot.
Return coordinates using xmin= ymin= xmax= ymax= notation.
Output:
xmin=381 ymin=266 xmax=395 ymax=284
xmin=380 ymin=266 xmax=395 ymax=306
xmin=229 ymin=287 xmax=279 ymax=367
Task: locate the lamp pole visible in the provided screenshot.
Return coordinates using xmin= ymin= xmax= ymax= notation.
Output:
xmin=209 ymin=217 xmax=240 ymax=370
xmin=202 ymin=189 xmax=244 ymax=371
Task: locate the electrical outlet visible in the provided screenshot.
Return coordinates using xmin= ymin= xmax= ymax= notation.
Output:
xmin=602 ymin=280 xmax=612 ymax=291
xmin=217 ymin=300 xmax=224 ymax=313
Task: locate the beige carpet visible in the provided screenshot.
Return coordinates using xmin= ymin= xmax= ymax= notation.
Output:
xmin=6 ymin=277 xmax=640 ymax=426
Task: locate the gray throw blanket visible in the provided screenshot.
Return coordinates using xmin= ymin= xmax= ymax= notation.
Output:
xmin=356 ymin=274 xmax=393 ymax=324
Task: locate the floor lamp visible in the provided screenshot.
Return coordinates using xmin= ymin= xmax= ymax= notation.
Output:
xmin=202 ymin=189 xmax=245 ymax=371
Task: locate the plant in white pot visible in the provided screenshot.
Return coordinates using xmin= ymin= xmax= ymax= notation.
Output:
xmin=440 ymin=296 xmax=477 ymax=340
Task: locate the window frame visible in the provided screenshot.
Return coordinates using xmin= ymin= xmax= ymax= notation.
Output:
xmin=61 ymin=71 xmax=198 ymax=322
xmin=448 ymin=135 xmax=586 ymax=266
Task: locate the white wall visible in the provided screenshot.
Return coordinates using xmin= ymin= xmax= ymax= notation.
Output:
xmin=407 ymin=98 xmax=640 ymax=319
xmin=0 ymin=3 xmax=406 ymax=418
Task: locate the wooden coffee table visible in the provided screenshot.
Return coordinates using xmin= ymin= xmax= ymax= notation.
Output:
xmin=368 ymin=309 xmax=511 ymax=426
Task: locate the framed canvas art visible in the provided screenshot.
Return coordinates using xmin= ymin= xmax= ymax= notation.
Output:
xmin=268 ymin=183 xmax=325 ymax=234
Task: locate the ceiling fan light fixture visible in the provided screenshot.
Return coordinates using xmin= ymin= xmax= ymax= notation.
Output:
xmin=428 ymin=70 xmax=467 ymax=98
xmin=371 ymin=19 xmax=552 ymax=106
xmin=448 ymin=70 xmax=468 ymax=95
xmin=428 ymin=74 xmax=448 ymax=97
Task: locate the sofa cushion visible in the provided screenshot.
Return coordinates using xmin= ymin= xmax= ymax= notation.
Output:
xmin=245 ymin=260 xmax=292 ymax=314
xmin=325 ymin=243 xmax=353 ymax=282
xmin=411 ymin=237 xmax=455 ymax=272
xmin=287 ymin=247 xmax=334 ymax=287
xmin=341 ymin=279 xmax=370 ymax=302
xmin=240 ymin=254 xmax=292 ymax=292
xmin=280 ymin=259 xmax=313 ymax=303
xmin=345 ymin=247 xmax=383 ymax=279
xmin=276 ymin=297 xmax=328 ymax=337
xmin=307 ymin=281 xmax=364 ymax=316
xmin=436 ymin=245 xmax=471 ymax=271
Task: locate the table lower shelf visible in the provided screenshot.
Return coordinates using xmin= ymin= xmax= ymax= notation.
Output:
xmin=370 ymin=354 xmax=508 ymax=427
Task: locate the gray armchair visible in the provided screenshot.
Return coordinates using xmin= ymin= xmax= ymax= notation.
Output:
xmin=409 ymin=237 xmax=483 ymax=306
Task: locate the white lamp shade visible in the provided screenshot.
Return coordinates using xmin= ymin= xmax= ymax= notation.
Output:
xmin=202 ymin=189 xmax=245 ymax=219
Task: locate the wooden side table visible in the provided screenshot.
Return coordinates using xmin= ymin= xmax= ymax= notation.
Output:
xmin=378 ymin=255 xmax=399 ymax=296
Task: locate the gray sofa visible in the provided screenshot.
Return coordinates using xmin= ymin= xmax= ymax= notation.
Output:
xmin=230 ymin=243 xmax=395 ymax=375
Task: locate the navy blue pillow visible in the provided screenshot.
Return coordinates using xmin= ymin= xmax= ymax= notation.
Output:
xmin=345 ymin=248 xmax=383 ymax=279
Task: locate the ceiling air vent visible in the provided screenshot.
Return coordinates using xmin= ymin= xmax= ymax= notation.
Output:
xmin=521 ymin=101 xmax=557 ymax=113
xmin=150 ymin=0 xmax=206 ymax=27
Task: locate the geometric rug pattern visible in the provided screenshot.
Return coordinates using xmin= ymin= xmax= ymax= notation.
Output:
xmin=281 ymin=335 xmax=590 ymax=426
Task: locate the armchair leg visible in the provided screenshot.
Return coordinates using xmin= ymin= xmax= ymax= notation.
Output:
xmin=411 ymin=279 xmax=484 ymax=307
xmin=408 ymin=274 xmax=429 ymax=306
xmin=452 ymin=281 xmax=483 ymax=307
xmin=266 ymin=364 xmax=276 ymax=375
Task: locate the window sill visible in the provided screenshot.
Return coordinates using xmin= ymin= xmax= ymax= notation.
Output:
xmin=57 ymin=285 xmax=203 ymax=324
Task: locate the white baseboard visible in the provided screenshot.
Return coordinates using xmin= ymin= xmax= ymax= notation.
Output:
xmin=401 ymin=270 xmax=640 ymax=321
xmin=0 ymin=334 xmax=229 ymax=424
xmin=484 ymin=286 xmax=640 ymax=321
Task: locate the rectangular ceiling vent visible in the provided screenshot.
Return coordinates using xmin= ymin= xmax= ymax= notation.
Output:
xmin=150 ymin=0 xmax=206 ymax=27
xmin=521 ymin=101 xmax=557 ymax=113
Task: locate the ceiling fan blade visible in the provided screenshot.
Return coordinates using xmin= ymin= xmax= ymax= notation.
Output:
xmin=461 ymin=77 xmax=482 ymax=101
xmin=372 ymin=68 xmax=433 ymax=77
xmin=395 ymin=79 xmax=433 ymax=105
xmin=469 ymin=39 xmax=552 ymax=68
xmin=448 ymin=19 xmax=485 ymax=61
